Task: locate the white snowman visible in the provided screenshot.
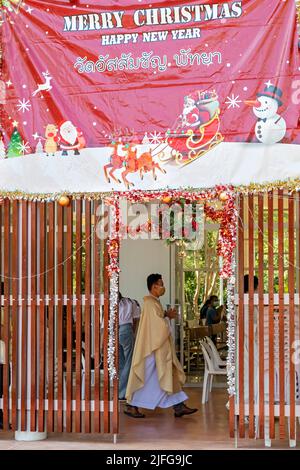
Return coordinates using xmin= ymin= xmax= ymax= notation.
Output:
xmin=245 ymin=85 xmax=286 ymax=145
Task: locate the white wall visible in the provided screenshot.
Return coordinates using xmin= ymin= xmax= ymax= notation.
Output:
xmin=119 ymin=239 xmax=175 ymax=309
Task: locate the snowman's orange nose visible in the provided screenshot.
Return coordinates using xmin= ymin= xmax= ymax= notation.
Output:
xmin=244 ymin=99 xmax=261 ymax=108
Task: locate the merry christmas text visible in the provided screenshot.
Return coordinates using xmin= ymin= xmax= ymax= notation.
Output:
xmin=63 ymin=2 xmax=243 ymax=32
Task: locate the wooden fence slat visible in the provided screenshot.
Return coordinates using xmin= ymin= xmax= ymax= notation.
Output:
xmin=66 ymin=202 xmax=73 ymax=432
xmin=11 ymin=200 xmax=19 ymax=431
xmin=21 ymin=201 xmax=28 ymax=431
xmin=38 ymin=203 xmax=46 ymax=432
xmin=47 ymin=202 xmax=55 ymax=432
xmin=248 ymin=194 xmax=255 ymax=438
xmin=75 ymin=199 xmax=83 ymax=433
xmin=30 ymin=202 xmax=37 ymax=431
xmin=238 ymin=194 xmax=245 ymax=437
xmin=94 ymin=201 xmax=101 ymax=433
xmin=3 ymin=199 xmax=10 ymax=431
xmin=268 ymin=192 xmax=275 ymax=439
xmin=288 ymin=195 xmax=296 ymax=441
xmin=57 ymin=203 xmax=64 ymax=432
xmin=258 ymin=194 xmax=265 ymax=439
xmin=84 ymin=200 xmax=92 ymax=433
xmin=278 ymin=189 xmax=285 ymax=439
xmin=0 ymin=197 xmax=119 ymax=437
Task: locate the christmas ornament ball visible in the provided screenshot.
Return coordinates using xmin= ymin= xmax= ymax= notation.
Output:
xmin=219 ymin=191 xmax=229 ymax=202
xmin=162 ymin=195 xmax=172 ymax=204
xmin=58 ymin=196 xmax=70 ymax=207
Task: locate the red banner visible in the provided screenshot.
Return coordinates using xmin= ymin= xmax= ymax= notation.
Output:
xmin=0 ymin=0 xmax=300 ymax=193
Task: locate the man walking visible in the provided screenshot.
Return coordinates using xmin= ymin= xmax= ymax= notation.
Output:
xmin=125 ymin=274 xmax=198 ymax=418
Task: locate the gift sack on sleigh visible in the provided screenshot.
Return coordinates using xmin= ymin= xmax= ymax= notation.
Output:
xmin=161 ymin=90 xmax=224 ymax=166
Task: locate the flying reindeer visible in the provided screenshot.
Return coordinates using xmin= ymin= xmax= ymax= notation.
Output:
xmin=32 ymin=71 xmax=53 ymax=96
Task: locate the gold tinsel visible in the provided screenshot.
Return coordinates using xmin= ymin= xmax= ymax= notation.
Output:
xmin=1 ymin=178 xmax=300 ymax=201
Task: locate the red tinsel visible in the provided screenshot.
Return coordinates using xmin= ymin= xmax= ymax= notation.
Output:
xmin=104 ymin=187 xmax=237 ymax=278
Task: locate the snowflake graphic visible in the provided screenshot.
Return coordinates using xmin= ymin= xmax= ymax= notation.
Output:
xmin=225 ymin=94 xmax=242 ymax=109
xmin=17 ymin=141 xmax=31 ymax=155
xmin=149 ymin=131 xmax=163 ymax=145
xmin=16 ymin=98 xmax=31 ymax=113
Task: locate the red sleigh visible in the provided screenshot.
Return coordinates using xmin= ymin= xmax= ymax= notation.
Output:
xmin=160 ymin=110 xmax=224 ymax=166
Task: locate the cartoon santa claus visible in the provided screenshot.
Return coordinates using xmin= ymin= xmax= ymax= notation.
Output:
xmin=59 ymin=120 xmax=82 ymax=156
xmin=181 ymin=93 xmax=210 ymax=129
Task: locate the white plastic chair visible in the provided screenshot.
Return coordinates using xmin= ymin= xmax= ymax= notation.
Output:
xmin=204 ymin=336 xmax=227 ymax=369
xmin=201 ymin=341 xmax=227 ymax=404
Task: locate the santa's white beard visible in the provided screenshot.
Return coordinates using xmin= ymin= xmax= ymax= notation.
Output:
xmin=61 ymin=125 xmax=77 ymax=145
xmin=183 ymin=105 xmax=194 ymax=116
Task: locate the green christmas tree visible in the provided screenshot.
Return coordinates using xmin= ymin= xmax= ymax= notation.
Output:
xmin=7 ymin=124 xmax=22 ymax=158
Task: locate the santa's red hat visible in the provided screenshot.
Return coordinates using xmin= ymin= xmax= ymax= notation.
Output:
xmin=189 ymin=91 xmax=200 ymax=102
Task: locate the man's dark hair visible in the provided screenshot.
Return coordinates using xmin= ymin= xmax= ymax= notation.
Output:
xmin=147 ymin=273 xmax=162 ymax=291
xmin=244 ymin=274 xmax=259 ymax=293
xmin=118 ymin=292 xmax=123 ymax=302
xmin=209 ymin=295 xmax=218 ymax=302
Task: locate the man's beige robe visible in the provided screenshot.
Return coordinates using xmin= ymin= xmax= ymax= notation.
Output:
xmin=126 ymin=295 xmax=186 ymax=402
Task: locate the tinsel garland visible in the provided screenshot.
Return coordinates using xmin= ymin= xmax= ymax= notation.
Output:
xmin=106 ymin=197 xmax=120 ymax=378
xmin=108 ymin=271 xmax=119 ymax=379
xmin=104 ymin=188 xmax=238 ymax=379
xmin=104 ymin=186 xmax=237 ymax=278
xmin=2 ymin=177 xmax=300 ymax=202
xmin=226 ymin=255 xmax=237 ymax=397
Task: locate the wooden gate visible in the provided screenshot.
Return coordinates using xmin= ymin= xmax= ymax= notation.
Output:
xmin=233 ymin=191 xmax=300 ymax=446
xmin=0 ymin=199 xmax=118 ymax=435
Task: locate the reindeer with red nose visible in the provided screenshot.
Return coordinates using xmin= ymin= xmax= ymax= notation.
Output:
xmin=103 ymin=140 xmax=126 ymax=184
xmin=121 ymin=138 xmax=166 ymax=189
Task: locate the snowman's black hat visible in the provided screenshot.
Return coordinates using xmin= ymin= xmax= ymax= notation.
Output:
xmin=257 ymin=85 xmax=283 ymax=107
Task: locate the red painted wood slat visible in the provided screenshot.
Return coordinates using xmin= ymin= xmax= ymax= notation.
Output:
xmin=268 ymin=193 xmax=275 ymax=439
xmin=3 ymin=199 xmax=11 ymax=431
xmin=21 ymin=201 xmax=28 ymax=431
xmin=238 ymin=194 xmax=245 ymax=438
xmin=11 ymin=200 xmax=19 ymax=431
xmin=75 ymin=199 xmax=83 ymax=433
xmin=30 ymin=202 xmax=38 ymax=431
xmin=288 ymin=194 xmax=295 ymax=441
xmin=258 ymin=194 xmax=265 ymax=439
xmin=247 ymin=195 xmax=255 ymax=438
xmin=47 ymin=202 xmax=55 ymax=432
xmin=66 ymin=202 xmax=73 ymax=432
xmin=278 ymin=190 xmax=285 ymax=439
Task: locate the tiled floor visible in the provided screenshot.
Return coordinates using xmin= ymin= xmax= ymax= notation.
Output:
xmin=0 ymin=388 xmax=299 ymax=450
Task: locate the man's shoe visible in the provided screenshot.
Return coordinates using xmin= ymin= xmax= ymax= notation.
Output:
xmin=174 ymin=404 xmax=198 ymax=418
xmin=124 ymin=404 xmax=145 ymax=418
